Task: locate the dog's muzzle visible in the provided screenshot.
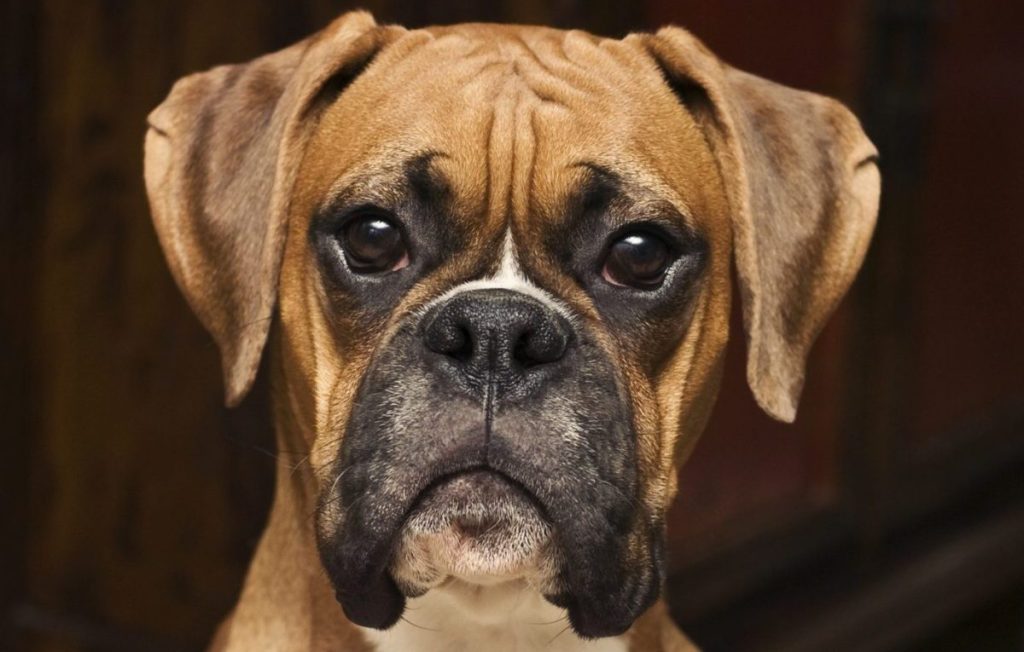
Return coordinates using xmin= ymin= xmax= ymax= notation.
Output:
xmin=315 ymin=289 xmax=663 ymax=639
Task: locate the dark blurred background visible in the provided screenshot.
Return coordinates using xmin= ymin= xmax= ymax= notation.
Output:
xmin=3 ymin=1 xmax=1023 ymax=650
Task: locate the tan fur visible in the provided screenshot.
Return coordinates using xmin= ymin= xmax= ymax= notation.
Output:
xmin=144 ymin=11 xmax=878 ymax=652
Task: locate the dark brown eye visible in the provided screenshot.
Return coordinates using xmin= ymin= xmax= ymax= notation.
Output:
xmin=602 ymin=231 xmax=673 ymax=288
xmin=340 ymin=215 xmax=409 ymax=273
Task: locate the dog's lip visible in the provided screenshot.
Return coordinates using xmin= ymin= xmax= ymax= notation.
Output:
xmin=403 ymin=466 xmax=553 ymax=526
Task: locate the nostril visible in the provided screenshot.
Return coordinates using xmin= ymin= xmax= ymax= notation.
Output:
xmin=513 ymin=329 xmax=537 ymax=368
xmin=448 ymin=326 xmax=474 ymax=363
xmin=424 ymin=314 xmax=474 ymax=362
xmin=513 ymin=324 xmax=569 ymax=368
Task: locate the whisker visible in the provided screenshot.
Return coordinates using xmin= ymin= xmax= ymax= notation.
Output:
xmin=400 ymin=615 xmax=441 ymax=632
xmin=309 ymin=484 xmax=368 ymax=520
xmin=288 ymin=453 xmax=312 ymax=477
xmin=547 ymin=622 xmax=573 ymax=645
xmin=527 ymin=615 xmax=569 ymax=626
xmin=238 ymin=314 xmax=274 ymax=331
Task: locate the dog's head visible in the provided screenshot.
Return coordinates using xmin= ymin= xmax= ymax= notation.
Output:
xmin=145 ymin=12 xmax=878 ymax=639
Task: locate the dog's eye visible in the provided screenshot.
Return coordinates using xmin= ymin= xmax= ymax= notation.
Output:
xmin=339 ymin=215 xmax=409 ymax=273
xmin=601 ymin=231 xmax=673 ymax=288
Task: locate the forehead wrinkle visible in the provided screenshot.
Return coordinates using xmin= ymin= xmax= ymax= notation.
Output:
xmin=455 ymin=42 xmax=549 ymax=253
xmin=511 ymin=88 xmax=540 ymax=231
xmin=507 ymin=49 xmax=588 ymax=108
xmin=509 ymin=32 xmax=567 ymax=85
xmin=445 ymin=32 xmax=594 ymax=114
xmin=485 ymin=74 xmax=520 ymax=228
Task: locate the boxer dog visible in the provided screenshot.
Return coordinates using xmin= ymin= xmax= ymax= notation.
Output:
xmin=144 ymin=11 xmax=879 ymax=651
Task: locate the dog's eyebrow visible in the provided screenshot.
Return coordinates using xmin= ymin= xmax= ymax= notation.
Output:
xmin=405 ymin=150 xmax=452 ymax=206
xmin=571 ymin=161 xmax=621 ymax=213
xmin=314 ymin=150 xmax=451 ymax=217
xmin=572 ymin=160 xmax=618 ymax=180
xmin=566 ymin=160 xmax=700 ymax=235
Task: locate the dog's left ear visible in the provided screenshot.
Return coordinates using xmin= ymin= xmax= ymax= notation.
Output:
xmin=640 ymin=27 xmax=881 ymax=422
xmin=145 ymin=11 xmax=401 ymax=406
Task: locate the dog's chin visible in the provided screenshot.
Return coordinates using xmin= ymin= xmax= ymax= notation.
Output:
xmin=389 ymin=470 xmax=562 ymax=595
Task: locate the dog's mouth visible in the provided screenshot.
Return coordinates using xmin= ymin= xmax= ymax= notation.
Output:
xmin=389 ymin=469 xmax=561 ymax=594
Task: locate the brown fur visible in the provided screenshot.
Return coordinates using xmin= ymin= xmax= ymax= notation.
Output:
xmin=144 ymin=11 xmax=878 ymax=652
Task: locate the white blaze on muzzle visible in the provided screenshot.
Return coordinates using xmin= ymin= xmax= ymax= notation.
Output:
xmin=423 ymin=230 xmax=576 ymax=323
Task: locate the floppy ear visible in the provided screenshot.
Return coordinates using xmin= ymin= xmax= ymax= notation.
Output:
xmin=144 ymin=11 xmax=400 ymax=406
xmin=643 ymin=27 xmax=880 ymax=422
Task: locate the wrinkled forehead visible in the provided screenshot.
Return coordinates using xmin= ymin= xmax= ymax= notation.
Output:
xmin=298 ymin=25 xmax=722 ymax=232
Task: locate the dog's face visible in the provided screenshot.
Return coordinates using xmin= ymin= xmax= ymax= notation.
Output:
xmin=145 ymin=12 xmax=879 ymax=640
xmin=283 ymin=25 xmax=732 ymax=637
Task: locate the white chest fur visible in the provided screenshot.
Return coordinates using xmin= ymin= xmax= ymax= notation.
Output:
xmin=361 ymin=580 xmax=628 ymax=652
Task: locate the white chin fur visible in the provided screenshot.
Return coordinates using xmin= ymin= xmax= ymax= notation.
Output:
xmin=390 ymin=501 xmax=561 ymax=594
xmin=361 ymin=579 xmax=630 ymax=652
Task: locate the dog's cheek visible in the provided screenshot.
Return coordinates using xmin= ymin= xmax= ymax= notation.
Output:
xmin=585 ymin=325 xmax=666 ymax=515
xmin=617 ymin=360 xmax=668 ymax=623
xmin=275 ymin=239 xmax=386 ymax=455
xmin=308 ymin=286 xmax=408 ymax=475
xmin=304 ymin=355 xmax=372 ymax=483
xmin=552 ymin=509 xmax=664 ymax=639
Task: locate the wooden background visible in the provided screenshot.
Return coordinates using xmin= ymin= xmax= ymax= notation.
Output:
xmin=3 ymin=1 xmax=1023 ymax=650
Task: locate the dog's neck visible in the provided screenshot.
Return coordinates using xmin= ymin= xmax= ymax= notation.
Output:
xmin=361 ymin=579 xmax=628 ymax=652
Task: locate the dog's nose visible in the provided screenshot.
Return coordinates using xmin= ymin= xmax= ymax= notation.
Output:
xmin=423 ymin=289 xmax=571 ymax=381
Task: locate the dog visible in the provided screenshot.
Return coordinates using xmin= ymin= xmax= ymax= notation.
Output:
xmin=144 ymin=10 xmax=879 ymax=651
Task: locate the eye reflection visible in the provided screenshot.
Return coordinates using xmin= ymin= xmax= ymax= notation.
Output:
xmin=601 ymin=231 xmax=672 ymax=288
xmin=339 ymin=215 xmax=409 ymax=273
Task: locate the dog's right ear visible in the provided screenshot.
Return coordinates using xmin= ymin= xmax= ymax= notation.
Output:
xmin=145 ymin=11 xmax=401 ymax=406
xmin=640 ymin=27 xmax=880 ymax=424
